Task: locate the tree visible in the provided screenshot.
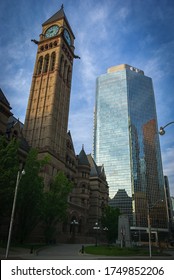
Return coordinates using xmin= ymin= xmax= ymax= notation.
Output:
xmin=16 ymin=148 xmax=48 ymax=243
xmin=41 ymin=171 xmax=73 ymax=243
xmin=101 ymin=206 xmax=120 ymax=243
xmin=0 ymin=136 xmax=20 ymax=220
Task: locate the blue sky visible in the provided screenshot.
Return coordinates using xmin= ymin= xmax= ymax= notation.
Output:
xmin=0 ymin=0 xmax=174 ymax=195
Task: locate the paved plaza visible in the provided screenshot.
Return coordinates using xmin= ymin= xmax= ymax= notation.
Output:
xmin=1 ymin=244 xmax=174 ymax=260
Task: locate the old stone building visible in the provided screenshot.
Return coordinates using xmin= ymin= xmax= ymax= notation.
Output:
xmin=0 ymin=5 xmax=108 ymax=242
xmin=0 ymin=88 xmax=29 ymax=163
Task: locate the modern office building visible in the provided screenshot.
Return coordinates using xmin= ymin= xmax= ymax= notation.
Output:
xmin=164 ymin=176 xmax=173 ymax=234
xmin=93 ymin=64 xmax=168 ymax=232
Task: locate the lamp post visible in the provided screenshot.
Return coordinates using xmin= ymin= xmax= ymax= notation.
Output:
xmin=147 ymin=199 xmax=163 ymax=258
xmin=70 ymin=219 xmax=79 ymax=241
xmin=93 ymin=222 xmax=100 ymax=246
xmin=159 ymin=121 xmax=174 ymax=135
xmin=5 ymin=169 xmax=25 ymax=259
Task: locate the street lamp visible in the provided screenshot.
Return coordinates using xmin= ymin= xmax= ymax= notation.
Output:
xmin=70 ymin=219 xmax=79 ymax=241
xmin=159 ymin=121 xmax=174 ymax=135
xmin=93 ymin=222 xmax=100 ymax=246
xmin=147 ymin=199 xmax=163 ymax=258
xmin=5 ymin=169 xmax=25 ymax=259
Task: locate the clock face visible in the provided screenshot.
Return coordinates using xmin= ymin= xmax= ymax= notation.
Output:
xmin=64 ymin=29 xmax=71 ymax=45
xmin=45 ymin=25 xmax=59 ymax=38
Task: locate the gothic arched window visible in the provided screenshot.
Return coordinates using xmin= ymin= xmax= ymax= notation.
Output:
xmin=59 ymin=55 xmax=64 ymax=76
xmin=63 ymin=60 xmax=67 ymax=80
xmin=50 ymin=52 xmax=56 ymax=71
xmin=37 ymin=56 xmax=43 ymax=74
xmin=67 ymin=66 xmax=71 ymax=85
xmin=43 ymin=54 xmax=49 ymax=73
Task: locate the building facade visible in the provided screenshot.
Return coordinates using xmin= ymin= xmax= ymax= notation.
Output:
xmin=164 ymin=176 xmax=173 ymax=235
xmin=23 ymin=6 xmax=108 ymax=241
xmin=23 ymin=6 xmax=76 ymax=187
xmin=93 ymin=64 xmax=168 ymax=233
xmin=0 ymin=7 xmax=108 ymax=243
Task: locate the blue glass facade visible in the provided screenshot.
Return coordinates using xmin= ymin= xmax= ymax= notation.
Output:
xmin=93 ymin=64 xmax=168 ymax=229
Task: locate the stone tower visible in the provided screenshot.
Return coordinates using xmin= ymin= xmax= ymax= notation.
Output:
xmin=23 ymin=6 xmax=77 ymax=185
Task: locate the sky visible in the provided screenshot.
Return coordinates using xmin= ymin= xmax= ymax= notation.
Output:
xmin=0 ymin=0 xmax=174 ymax=195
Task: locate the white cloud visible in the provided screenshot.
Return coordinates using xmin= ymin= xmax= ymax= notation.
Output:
xmin=142 ymin=40 xmax=174 ymax=80
xmin=68 ymin=108 xmax=93 ymax=154
xmin=144 ymin=57 xmax=164 ymax=81
xmin=117 ymin=6 xmax=130 ymax=20
xmin=163 ymin=153 xmax=174 ymax=177
xmin=80 ymin=49 xmax=98 ymax=86
xmin=89 ymin=5 xmax=108 ymax=23
xmin=1 ymin=66 xmax=32 ymax=122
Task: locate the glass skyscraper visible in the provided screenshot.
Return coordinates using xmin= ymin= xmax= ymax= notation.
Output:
xmin=93 ymin=64 xmax=168 ymax=231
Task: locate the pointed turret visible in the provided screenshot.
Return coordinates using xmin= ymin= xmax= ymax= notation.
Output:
xmin=78 ymin=145 xmax=90 ymax=166
xmin=87 ymin=154 xmax=106 ymax=179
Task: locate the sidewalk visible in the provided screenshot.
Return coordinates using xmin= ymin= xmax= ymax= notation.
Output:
xmin=0 ymin=246 xmax=32 ymax=260
xmin=1 ymin=245 xmax=174 ymax=260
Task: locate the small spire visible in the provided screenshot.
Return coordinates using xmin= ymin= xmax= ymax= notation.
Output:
xmin=82 ymin=144 xmax=84 ymax=150
xmin=61 ymin=4 xmax=64 ymax=9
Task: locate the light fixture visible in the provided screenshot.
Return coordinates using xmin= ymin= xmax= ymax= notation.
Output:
xmin=159 ymin=121 xmax=174 ymax=136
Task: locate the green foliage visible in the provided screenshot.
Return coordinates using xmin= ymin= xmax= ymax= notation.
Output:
xmin=0 ymin=136 xmax=20 ymax=218
xmin=84 ymin=245 xmax=150 ymax=256
xmin=16 ymin=148 xmax=47 ymax=243
xmin=0 ymin=136 xmax=72 ymax=244
xmin=41 ymin=171 xmax=73 ymax=243
xmin=101 ymin=206 xmax=120 ymax=243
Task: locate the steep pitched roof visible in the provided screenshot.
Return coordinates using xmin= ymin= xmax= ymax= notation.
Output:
xmin=113 ymin=189 xmax=132 ymax=200
xmin=42 ymin=5 xmax=75 ymax=38
xmin=78 ymin=146 xmax=90 ymax=166
xmin=87 ymin=154 xmax=99 ymax=177
xmin=66 ymin=130 xmax=76 ymax=154
xmin=0 ymin=88 xmax=11 ymax=108
xmin=87 ymin=154 xmax=106 ymax=179
xmin=7 ymin=116 xmax=30 ymax=151
xmin=7 ymin=116 xmax=24 ymax=131
xmin=42 ymin=5 xmax=65 ymax=26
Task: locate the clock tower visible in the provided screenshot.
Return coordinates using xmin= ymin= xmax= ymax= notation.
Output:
xmin=24 ymin=6 xmax=77 ymax=182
